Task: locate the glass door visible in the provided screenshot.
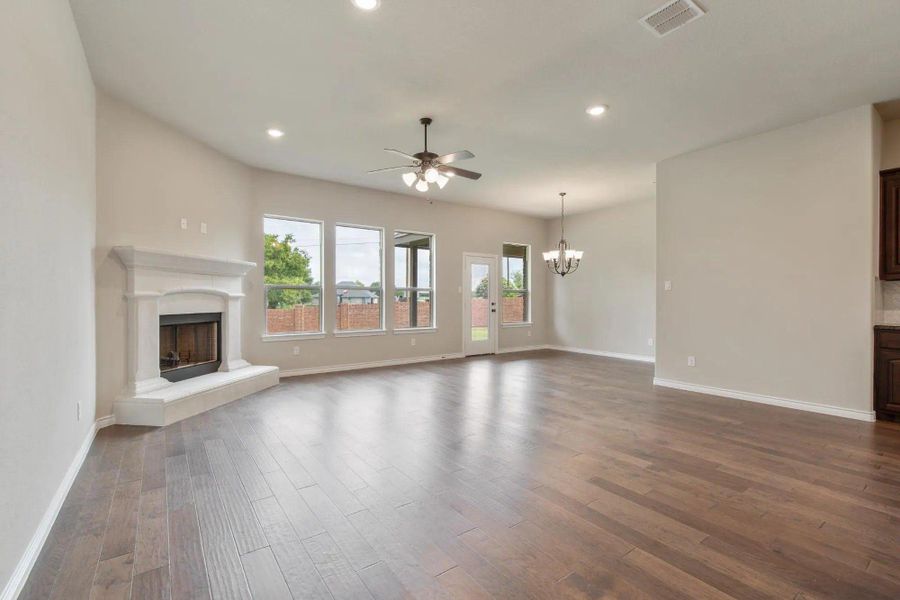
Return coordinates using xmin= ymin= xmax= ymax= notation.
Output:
xmin=463 ymin=254 xmax=498 ymax=356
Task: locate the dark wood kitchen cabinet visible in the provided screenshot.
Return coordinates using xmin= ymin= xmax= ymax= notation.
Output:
xmin=879 ymin=168 xmax=900 ymax=280
xmin=874 ymin=326 xmax=900 ymax=420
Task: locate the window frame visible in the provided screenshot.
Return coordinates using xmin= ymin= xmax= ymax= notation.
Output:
xmin=501 ymin=242 xmax=532 ymax=327
xmin=392 ymin=229 xmax=437 ymax=332
xmin=262 ymin=214 xmax=325 ymax=341
xmin=334 ymin=222 xmax=385 ymax=336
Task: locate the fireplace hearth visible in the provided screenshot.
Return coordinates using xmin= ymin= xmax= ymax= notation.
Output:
xmin=159 ymin=312 xmax=221 ymax=382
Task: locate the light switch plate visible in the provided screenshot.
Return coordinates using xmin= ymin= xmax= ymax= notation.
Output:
xmin=200 ymin=222 xmax=207 ymax=234
xmin=180 ymin=218 xmax=188 ymax=230
xmin=664 ymin=280 xmax=672 ymax=291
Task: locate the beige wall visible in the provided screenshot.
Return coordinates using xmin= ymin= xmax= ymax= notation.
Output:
xmin=547 ymin=200 xmax=656 ymax=359
xmin=0 ymin=0 xmax=96 ymax=592
xmin=95 ymin=93 xmax=548 ymax=418
xmin=656 ymin=105 xmax=878 ymax=415
xmin=95 ymin=91 xmax=254 ymax=418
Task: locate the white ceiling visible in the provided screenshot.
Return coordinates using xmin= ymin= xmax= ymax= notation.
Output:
xmin=71 ymin=0 xmax=900 ymax=217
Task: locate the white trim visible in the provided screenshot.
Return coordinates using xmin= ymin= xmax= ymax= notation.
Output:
xmin=1 ymin=416 xmax=115 ymax=600
xmin=652 ymin=377 xmax=876 ymax=422
xmin=393 ymin=327 xmax=438 ymax=335
xmin=280 ymin=352 xmax=465 ymax=378
xmin=333 ymin=329 xmax=386 ymax=338
xmin=501 ymin=322 xmax=533 ymax=328
xmin=547 ymin=345 xmax=656 ymax=363
xmin=113 ymin=246 xmax=255 ymax=277
xmin=261 ymin=332 xmax=326 ymax=342
xmin=497 ymin=344 xmax=549 ymax=354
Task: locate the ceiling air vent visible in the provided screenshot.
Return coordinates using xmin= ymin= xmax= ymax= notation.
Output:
xmin=640 ymin=0 xmax=706 ymax=37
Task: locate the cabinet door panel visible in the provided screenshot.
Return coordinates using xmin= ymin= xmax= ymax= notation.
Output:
xmin=875 ymin=346 xmax=900 ymax=414
xmin=880 ymin=171 xmax=900 ymax=280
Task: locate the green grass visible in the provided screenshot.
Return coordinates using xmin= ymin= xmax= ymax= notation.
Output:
xmin=471 ymin=327 xmax=489 ymax=341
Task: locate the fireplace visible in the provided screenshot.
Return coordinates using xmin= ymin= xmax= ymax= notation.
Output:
xmin=159 ymin=312 xmax=222 ymax=382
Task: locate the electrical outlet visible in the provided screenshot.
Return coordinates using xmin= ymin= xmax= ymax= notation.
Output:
xmin=648 ymin=338 xmax=654 ymax=347
xmin=410 ymin=337 xmax=416 ymax=346
xmin=292 ymin=346 xmax=300 ymax=356
xmin=687 ymin=355 xmax=696 ymax=367
xmin=664 ymin=280 xmax=672 ymax=291
xmin=200 ymin=222 xmax=207 ymax=234
xmin=527 ymin=330 xmax=532 ymax=337
xmin=180 ymin=217 xmax=188 ymax=230
xmin=76 ymin=402 xmax=81 ymax=421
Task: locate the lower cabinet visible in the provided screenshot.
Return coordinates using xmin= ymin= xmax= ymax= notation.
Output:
xmin=874 ymin=327 xmax=900 ymax=421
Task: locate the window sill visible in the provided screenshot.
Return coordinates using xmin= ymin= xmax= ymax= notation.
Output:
xmin=501 ymin=322 xmax=533 ymax=328
xmin=334 ymin=329 xmax=387 ymax=338
xmin=261 ymin=332 xmax=325 ymax=342
xmin=393 ymin=327 xmax=438 ymax=335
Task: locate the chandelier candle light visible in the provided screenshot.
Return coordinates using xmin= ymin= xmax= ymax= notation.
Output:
xmin=544 ymin=192 xmax=583 ymax=276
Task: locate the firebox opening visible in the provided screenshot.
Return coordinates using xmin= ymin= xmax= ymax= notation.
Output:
xmin=159 ymin=312 xmax=222 ymax=382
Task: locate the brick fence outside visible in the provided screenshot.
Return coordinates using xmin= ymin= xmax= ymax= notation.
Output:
xmin=265 ymin=296 xmax=525 ymax=333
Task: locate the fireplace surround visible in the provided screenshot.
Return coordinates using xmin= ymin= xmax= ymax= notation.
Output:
xmin=112 ymin=246 xmax=278 ymax=426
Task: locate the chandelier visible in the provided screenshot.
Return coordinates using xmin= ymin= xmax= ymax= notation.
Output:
xmin=543 ymin=192 xmax=583 ymax=277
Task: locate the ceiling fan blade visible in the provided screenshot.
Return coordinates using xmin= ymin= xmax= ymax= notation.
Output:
xmin=438 ymin=165 xmax=482 ymax=180
xmin=384 ymin=148 xmax=419 ymax=162
xmin=368 ymin=165 xmax=416 ymax=174
xmin=434 ymin=150 xmax=474 ymax=165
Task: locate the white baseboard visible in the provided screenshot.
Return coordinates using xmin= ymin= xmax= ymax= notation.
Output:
xmin=497 ymin=344 xmax=550 ymax=354
xmin=547 ymin=345 xmax=656 ymax=363
xmin=280 ymin=352 xmax=466 ymax=378
xmin=652 ymin=377 xmax=876 ymax=422
xmin=2 ymin=416 xmax=115 ymax=600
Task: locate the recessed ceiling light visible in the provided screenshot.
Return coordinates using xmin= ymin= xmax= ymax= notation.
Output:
xmin=586 ymin=105 xmax=608 ymax=117
xmin=352 ymin=0 xmax=379 ymax=10
xmin=267 ymin=128 xmax=285 ymax=138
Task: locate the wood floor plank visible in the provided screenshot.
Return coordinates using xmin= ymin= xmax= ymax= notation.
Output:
xmin=191 ymin=473 xmax=252 ymax=599
xmin=252 ymin=495 xmax=333 ymax=599
xmin=303 ymin=532 xmax=374 ymax=600
xmin=100 ymin=479 xmax=142 ymax=561
xmin=132 ymin=565 xmax=171 ymax=600
xmin=241 ymin=547 xmax=293 ymax=600
xmin=264 ymin=469 xmax=327 ymax=541
xmin=203 ymin=439 xmax=268 ymax=554
xmin=133 ymin=486 xmax=168 ymax=575
xmin=23 ymin=352 xmax=900 ymax=600
xmin=299 ymin=485 xmax=379 ymax=571
xmin=90 ymin=552 xmax=134 ymax=600
xmin=167 ymin=456 xmax=210 ymax=600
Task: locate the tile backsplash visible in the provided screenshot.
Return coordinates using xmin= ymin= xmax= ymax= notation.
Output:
xmin=884 ymin=281 xmax=900 ymax=310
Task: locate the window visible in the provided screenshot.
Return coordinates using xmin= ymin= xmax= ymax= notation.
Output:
xmin=335 ymin=225 xmax=383 ymax=332
xmin=502 ymin=243 xmax=529 ymax=324
xmin=394 ymin=232 xmax=434 ymax=329
xmin=264 ymin=216 xmax=323 ymax=336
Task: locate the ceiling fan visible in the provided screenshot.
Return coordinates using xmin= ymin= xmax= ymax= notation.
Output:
xmin=368 ymin=117 xmax=482 ymax=192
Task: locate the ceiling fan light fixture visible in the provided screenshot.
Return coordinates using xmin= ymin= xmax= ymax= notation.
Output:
xmin=424 ymin=167 xmax=439 ymax=183
xmin=415 ymin=178 xmax=429 ymax=192
xmin=586 ymin=104 xmax=608 ymax=117
xmin=435 ymin=174 xmax=449 ymax=189
xmin=351 ymin=0 xmax=379 ymax=11
xmin=402 ymin=172 xmax=417 ymax=187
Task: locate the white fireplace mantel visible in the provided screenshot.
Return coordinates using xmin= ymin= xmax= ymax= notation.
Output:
xmin=113 ymin=246 xmax=256 ymax=278
xmin=111 ymin=246 xmax=278 ymax=426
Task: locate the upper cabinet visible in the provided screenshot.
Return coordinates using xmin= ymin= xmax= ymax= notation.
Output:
xmin=880 ymin=168 xmax=900 ymax=280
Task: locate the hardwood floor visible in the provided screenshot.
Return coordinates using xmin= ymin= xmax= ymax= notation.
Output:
xmin=21 ymin=350 xmax=900 ymax=599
